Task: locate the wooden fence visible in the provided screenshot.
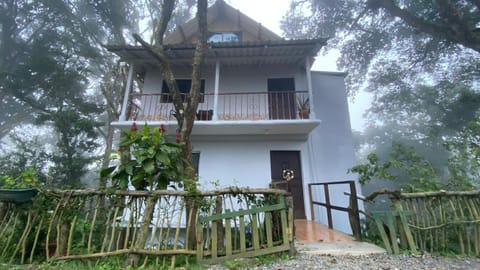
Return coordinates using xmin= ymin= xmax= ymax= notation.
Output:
xmin=0 ymin=188 xmax=294 ymax=267
xmin=367 ymin=190 xmax=480 ymax=256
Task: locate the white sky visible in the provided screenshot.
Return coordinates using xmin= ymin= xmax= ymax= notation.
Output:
xmin=227 ymin=0 xmax=371 ymax=131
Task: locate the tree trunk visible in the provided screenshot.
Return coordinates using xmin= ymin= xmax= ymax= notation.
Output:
xmin=124 ymin=196 xmax=156 ymax=267
xmin=182 ymin=0 xmax=208 ymax=250
xmin=132 ymin=0 xmax=208 ymax=250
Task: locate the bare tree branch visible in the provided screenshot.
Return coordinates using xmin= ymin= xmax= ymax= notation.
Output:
xmin=367 ymin=0 xmax=480 ymax=52
xmin=467 ymin=0 xmax=480 ymax=10
xmin=154 ymin=0 xmax=176 ymax=46
xmin=183 ymin=0 xmax=208 ymax=138
xmin=132 ymin=33 xmax=184 ymax=129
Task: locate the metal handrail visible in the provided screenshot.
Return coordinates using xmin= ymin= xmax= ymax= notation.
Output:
xmin=128 ymin=91 xmax=310 ymax=121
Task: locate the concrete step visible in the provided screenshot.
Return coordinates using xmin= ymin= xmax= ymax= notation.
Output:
xmin=295 ymin=241 xmax=387 ymax=256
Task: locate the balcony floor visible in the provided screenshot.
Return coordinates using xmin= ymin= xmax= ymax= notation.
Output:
xmin=111 ymin=119 xmax=321 ymax=138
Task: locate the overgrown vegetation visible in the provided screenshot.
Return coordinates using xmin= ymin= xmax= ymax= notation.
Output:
xmin=101 ymin=124 xmax=188 ymax=190
xmin=284 ymin=0 xmax=480 ymax=193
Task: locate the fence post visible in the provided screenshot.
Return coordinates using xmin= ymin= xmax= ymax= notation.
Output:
xmin=215 ymin=196 xmax=224 ymax=255
xmin=348 ymin=181 xmax=362 ymax=241
xmin=323 ymin=183 xmax=333 ymax=229
xmin=308 ymin=184 xmax=315 ymax=221
xmin=285 ymin=195 xmax=296 ymax=255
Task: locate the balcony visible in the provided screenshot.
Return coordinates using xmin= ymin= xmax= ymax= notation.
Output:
xmin=113 ymin=91 xmax=320 ymax=137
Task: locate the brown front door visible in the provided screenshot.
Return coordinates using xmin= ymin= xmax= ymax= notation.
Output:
xmin=270 ymin=151 xmax=306 ymax=219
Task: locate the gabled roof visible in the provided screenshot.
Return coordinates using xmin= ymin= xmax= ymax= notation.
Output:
xmin=164 ymin=0 xmax=281 ymax=44
xmin=106 ymin=0 xmax=328 ymax=71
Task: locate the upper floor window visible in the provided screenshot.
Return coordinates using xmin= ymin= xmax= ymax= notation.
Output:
xmin=208 ymin=31 xmax=241 ymax=43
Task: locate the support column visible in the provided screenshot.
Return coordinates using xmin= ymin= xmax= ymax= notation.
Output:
xmin=119 ymin=63 xmax=134 ymax=121
xmin=305 ymin=57 xmax=315 ymax=118
xmin=212 ymin=60 xmax=220 ymax=121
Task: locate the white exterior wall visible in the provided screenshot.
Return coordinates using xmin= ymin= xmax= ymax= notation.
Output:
xmin=307 ymin=71 xmax=362 ymax=234
xmin=139 ymin=66 xmax=360 ymax=235
xmin=143 ymin=64 xmax=306 ymax=94
xmin=192 ymin=138 xmax=313 ymax=215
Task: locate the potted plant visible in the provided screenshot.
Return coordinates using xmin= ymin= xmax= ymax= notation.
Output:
xmin=0 ymin=168 xmax=39 ymax=203
xmin=297 ymin=96 xmax=310 ymax=119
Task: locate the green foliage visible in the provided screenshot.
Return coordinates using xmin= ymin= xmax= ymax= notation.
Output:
xmin=296 ymin=95 xmax=309 ymax=110
xmin=444 ymin=117 xmax=480 ymax=190
xmin=0 ymin=132 xmax=49 ymax=186
xmin=350 ymin=142 xmax=442 ymax=192
xmin=285 ymin=0 xmax=480 ymax=193
xmin=0 ymin=168 xmax=39 ymax=189
xmin=102 ymin=124 xmax=187 ymax=190
xmin=282 ymin=0 xmax=480 ymax=96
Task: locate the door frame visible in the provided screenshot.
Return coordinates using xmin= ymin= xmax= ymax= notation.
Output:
xmin=270 ymin=150 xmax=306 ymax=219
xmin=267 ymin=78 xmax=296 ymax=120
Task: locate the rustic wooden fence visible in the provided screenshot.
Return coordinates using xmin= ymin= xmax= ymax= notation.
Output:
xmin=0 ymin=188 xmax=294 ymax=267
xmin=367 ymin=190 xmax=480 ymax=256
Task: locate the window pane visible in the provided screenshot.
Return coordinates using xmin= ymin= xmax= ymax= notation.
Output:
xmin=208 ymin=32 xmax=241 ymax=43
xmin=192 ymin=152 xmax=200 ymax=176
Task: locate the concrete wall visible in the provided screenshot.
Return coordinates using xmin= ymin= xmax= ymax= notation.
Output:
xmin=307 ymin=71 xmax=361 ymax=234
xmin=192 ymin=138 xmax=313 ymax=215
xmin=140 ymin=66 xmax=360 ymax=235
xmin=143 ymin=64 xmax=307 ymax=94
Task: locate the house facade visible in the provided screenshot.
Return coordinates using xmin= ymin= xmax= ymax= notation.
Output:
xmin=107 ymin=0 xmax=361 ymax=234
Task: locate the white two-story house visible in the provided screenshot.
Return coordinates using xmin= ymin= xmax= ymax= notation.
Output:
xmin=107 ymin=0 xmax=360 ymax=234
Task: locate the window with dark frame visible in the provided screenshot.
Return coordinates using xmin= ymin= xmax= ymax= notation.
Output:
xmin=161 ymin=79 xmax=205 ymax=103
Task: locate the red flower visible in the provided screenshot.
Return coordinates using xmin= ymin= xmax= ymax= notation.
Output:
xmin=176 ymin=133 xmax=182 ymax=143
xmin=131 ymin=122 xmax=138 ymax=132
xmin=159 ymin=124 xmax=166 ymax=133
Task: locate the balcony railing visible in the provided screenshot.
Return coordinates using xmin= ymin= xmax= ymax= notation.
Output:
xmin=128 ymin=91 xmax=310 ymax=121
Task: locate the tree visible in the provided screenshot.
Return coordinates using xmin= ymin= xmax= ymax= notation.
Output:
xmin=0 ymin=0 xmax=145 ymax=187
xmin=282 ymin=1 xmax=480 ymax=190
xmin=131 ymin=0 xmax=207 ymax=188
xmin=119 ymin=0 xmax=208 ymax=260
xmin=282 ymin=0 xmax=479 ymax=95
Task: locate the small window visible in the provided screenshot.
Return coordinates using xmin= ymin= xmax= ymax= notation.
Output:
xmin=161 ymin=79 xmax=205 ymax=103
xmin=208 ymin=32 xmax=241 ymax=43
xmin=192 ymin=152 xmax=200 ymax=176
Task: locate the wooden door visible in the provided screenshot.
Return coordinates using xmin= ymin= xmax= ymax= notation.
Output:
xmin=267 ymin=78 xmax=296 ymax=119
xmin=270 ymin=151 xmax=306 ymax=219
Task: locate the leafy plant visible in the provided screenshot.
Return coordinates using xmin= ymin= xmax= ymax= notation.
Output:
xmin=296 ymin=95 xmax=309 ymax=111
xmin=0 ymin=167 xmax=39 ymax=189
xmin=101 ymin=123 xmax=187 ymax=190
xmin=349 ymin=142 xmax=442 ymax=192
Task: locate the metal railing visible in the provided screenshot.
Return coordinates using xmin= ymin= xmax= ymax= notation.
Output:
xmin=128 ymin=91 xmax=310 ymax=121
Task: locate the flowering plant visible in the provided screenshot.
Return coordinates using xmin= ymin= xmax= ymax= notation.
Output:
xmin=101 ymin=123 xmax=186 ymax=190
